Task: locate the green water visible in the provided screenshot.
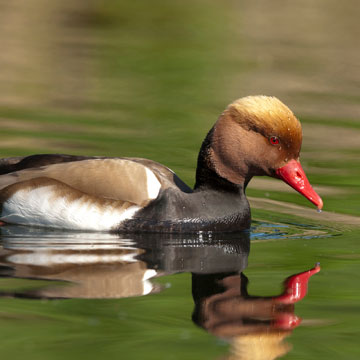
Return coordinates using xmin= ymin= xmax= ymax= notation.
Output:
xmin=0 ymin=1 xmax=359 ymax=359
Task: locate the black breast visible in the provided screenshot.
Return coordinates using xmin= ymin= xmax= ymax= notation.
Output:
xmin=117 ymin=187 xmax=251 ymax=233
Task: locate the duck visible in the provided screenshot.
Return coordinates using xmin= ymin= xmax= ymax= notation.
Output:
xmin=0 ymin=96 xmax=323 ymax=233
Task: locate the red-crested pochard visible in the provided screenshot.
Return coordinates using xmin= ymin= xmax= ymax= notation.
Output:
xmin=0 ymin=96 xmax=323 ymax=232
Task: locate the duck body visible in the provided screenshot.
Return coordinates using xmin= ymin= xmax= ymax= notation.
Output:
xmin=0 ymin=96 xmax=323 ymax=233
xmin=0 ymin=155 xmax=250 ymax=232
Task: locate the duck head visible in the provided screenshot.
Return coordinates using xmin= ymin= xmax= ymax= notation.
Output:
xmin=196 ymin=96 xmax=323 ymax=210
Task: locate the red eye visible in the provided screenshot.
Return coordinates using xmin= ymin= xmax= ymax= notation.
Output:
xmin=270 ymin=136 xmax=280 ymax=145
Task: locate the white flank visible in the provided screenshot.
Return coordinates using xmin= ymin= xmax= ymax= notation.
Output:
xmin=145 ymin=167 xmax=161 ymax=199
xmin=7 ymin=252 xmax=139 ymax=266
xmin=0 ymin=185 xmax=140 ymax=231
xmin=142 ymin=269 xmax=157 ymax=295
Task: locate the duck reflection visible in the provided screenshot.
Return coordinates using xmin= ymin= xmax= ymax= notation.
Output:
xmin=0 ymin=226 xmax=319 ymax=359
xmin=192 ymin=264 xmax=320 ymax=360
xmin=0 ymin=226 xmax=250 ymax=299
xmin=0 ymin=227 xmax=156 ymax=298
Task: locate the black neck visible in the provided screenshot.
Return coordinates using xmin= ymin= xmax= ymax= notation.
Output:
xmin=119 ymin=129 xmax=252 ymax=233
xmin=194 ymin=128 xmax=244 ymax=194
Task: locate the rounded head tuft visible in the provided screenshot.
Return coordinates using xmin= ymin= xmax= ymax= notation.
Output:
xmin=226 ymin=95 xmax=302 ymax=153
xmin=230 ymin=96 xmax=296 ymax=120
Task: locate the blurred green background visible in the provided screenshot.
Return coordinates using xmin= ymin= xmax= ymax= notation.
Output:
xmin=0 ymin=1 xmax=359 ymax=359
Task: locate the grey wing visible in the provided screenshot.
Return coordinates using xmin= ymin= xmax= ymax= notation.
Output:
xmin=0 ymin=156 xmax=193 ymax=205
